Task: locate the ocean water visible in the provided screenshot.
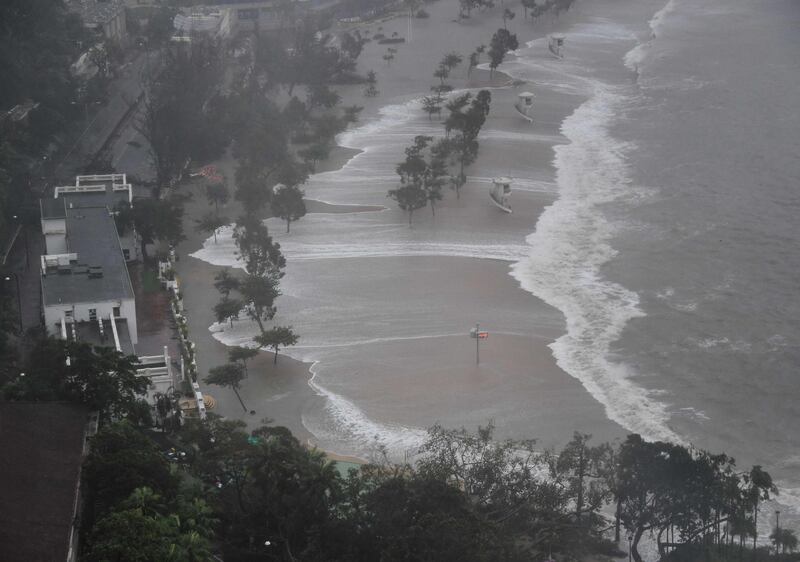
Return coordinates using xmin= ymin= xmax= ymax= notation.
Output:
xmin=511 ymin=0 xmax=800 ymax=523
xmin=191 ymin=0 xmax=800 ymax=522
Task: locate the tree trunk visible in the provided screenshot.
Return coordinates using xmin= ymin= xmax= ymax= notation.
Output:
xmin=632 ymin=527 xmax=645 ymax=562
xmin=232 ymin=387 xmax=247 ymax=411
xmin=576 ymin=446 xmax=585 ymax=521
xmin=253 ymin=314 xmax=265 ymax=334
xmin=140 ymin=238 xmax=149 ymax=260
xmin=273 ymin=346 xmax=279 ymax=364
xmin=615 ymin=498 xmax=622 ymax=542
xmin=286 ymin=218 xmax=290 ymax=233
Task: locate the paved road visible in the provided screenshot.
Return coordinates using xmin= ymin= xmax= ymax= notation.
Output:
xmin=52 ymin=50 xmax=157 ymax=183
xmin=2 ymin=226 xmax=45 ymax=333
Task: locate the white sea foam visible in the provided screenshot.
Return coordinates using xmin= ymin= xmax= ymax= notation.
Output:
xmin=624 ymin=0 xmax=678 ymax=72
xmin=305 ymin=362 xmax=428 ymax=460
xmin=510 ymin=82 xmax=682 ymax=444
xmin=190 ymin=223 xmax=530 ymax=266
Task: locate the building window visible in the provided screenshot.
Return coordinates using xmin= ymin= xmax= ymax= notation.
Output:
xmin=65 ymin=310 xmax=73 ymax=320
xmin=89 ymin=308 xmax=97 ymax=321
xmin=123 ymin=248 xmax=130 ymax=260
xmin=113 ymin=306 xmax=121 ymax=318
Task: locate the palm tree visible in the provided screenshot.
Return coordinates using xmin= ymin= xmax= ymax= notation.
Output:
xmin=122 ymin=486 xmax=166 ymax=516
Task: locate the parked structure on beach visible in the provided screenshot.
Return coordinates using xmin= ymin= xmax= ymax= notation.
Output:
xmin=548 ymin=33 xmax=565 ymax=58
xmin=489 ymin=177 xmax=513 ymax=213
xmin=514 ymin=91 xmax=535 ymax=121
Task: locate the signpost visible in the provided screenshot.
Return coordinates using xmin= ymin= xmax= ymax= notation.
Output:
xmin=469 ymin=323 xmax=489 ymax=364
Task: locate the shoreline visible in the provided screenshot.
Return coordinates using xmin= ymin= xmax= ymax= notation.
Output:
xmin=177 ymin=0 xmax=628 ymax=460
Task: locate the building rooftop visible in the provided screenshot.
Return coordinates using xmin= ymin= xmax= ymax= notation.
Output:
xmin=42 ymin=206 xmax=134 ymax=306
xmin=54 ymin=173 xmax=132 ymax=211
xmin=72 ymin=318 xmax=136 ymax=355
xmin=0 ymin=402 xmax=91 ymax=562
xmin=40 ymin=198 xmax=67 ymax=220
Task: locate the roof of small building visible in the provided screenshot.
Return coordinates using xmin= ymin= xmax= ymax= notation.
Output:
xmin=54 ymin=174 xmax=132 ymax=210
xmin=0 ymin=402 xmax=90 ymax=562
xmin=73 ymin=317 xmax=136 ymax=355
xmin=40 ymin=198 xmax=67 ymax=220
xmin=42 ymin=206 xmax=134 ymax=306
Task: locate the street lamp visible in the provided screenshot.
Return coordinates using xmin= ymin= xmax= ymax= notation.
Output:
xmin=11 ymin=214 xmax=29 ymax=269
xmin=3 ymin=273 xmax=23 ymax=333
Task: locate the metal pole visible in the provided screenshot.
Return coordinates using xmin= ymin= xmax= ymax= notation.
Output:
xmin=776 ymin=510 xmax=781 ymax=555
xmin=4 ymin=274 xmax=23 ymax=333
xmin=476 ymin=323 xmax=480 ymax=365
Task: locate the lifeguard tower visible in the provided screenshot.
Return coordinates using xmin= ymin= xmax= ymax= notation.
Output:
xmin=548 ymin=34 xmax=565 ymax=58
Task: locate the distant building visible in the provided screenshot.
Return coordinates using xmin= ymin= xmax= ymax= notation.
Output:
xmin=172 ymin=9 xmax=233 ymax=42
xmin=68 ymin=0 xmax=128 ymax=44
xmin=0 ymin=402 xmax=96 ymax=562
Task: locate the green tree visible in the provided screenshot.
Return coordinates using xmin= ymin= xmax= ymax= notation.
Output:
xmin=213 ymin=268 xmax=240 ymax=297
xmin=364 ymin=70 xmax=379 ymax=97
xmin=195 ymin=211 xmax=228 ymax=244
xmin=228 ymin=346 xmax=259 ymax=376
xmin=442 ymin=91 xmax=491 ymax=198
xmin=214 ymin=296 xmax=243 ymax=327
xmin=84 ymin=508 xmax=185 ymax=562
xmin=117 ymin=198 xmax=185 ymax=259
xmin=298 ymin=141 xmax=331 ymax=170
xmin=239 ymin=271 xmax=282 ymax=334
xmin=270 ymin=183 xmax=307 ymax=233
xmin=205 ymin=363 xmax=248 ymax=411
xmin=488 ymin=28 xmax=519 ymax=76
xmin=255 ymin=326 xmax=299 ymax=364
xmin=83 ymin=422 xmax=177 ymax=516
xmin=421 ymin=95 xmax=443 ymax=120
xmin=442 ymin=52 xmax=463 ymax=74
xmin=521 ymin=0 xmax=537 ymax=19
xmin=2 ymin=339 xmax=149 ymax=423
xmin=390 ymin=135 xmax=447 ymax=223
xmin=206 ymin=181 xmax=230 ymax=213
xmin=233 ymin=214 xmax=286 ymax=275
xmin=502 ymin=8 xmax=516 ymax=29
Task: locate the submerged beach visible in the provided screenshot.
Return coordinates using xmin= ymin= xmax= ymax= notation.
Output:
xmin=179 ymin=0 xmax=800 ymax=527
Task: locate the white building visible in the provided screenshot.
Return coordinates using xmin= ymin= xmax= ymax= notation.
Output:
xmin=40 ymin=204 xmax=138 ymax=346
xmin=39 ymin=181 xmax=177 ymax=404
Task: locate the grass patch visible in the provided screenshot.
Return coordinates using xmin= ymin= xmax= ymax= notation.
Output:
xmin=141 ymin=266 xmax=161 ymax=294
